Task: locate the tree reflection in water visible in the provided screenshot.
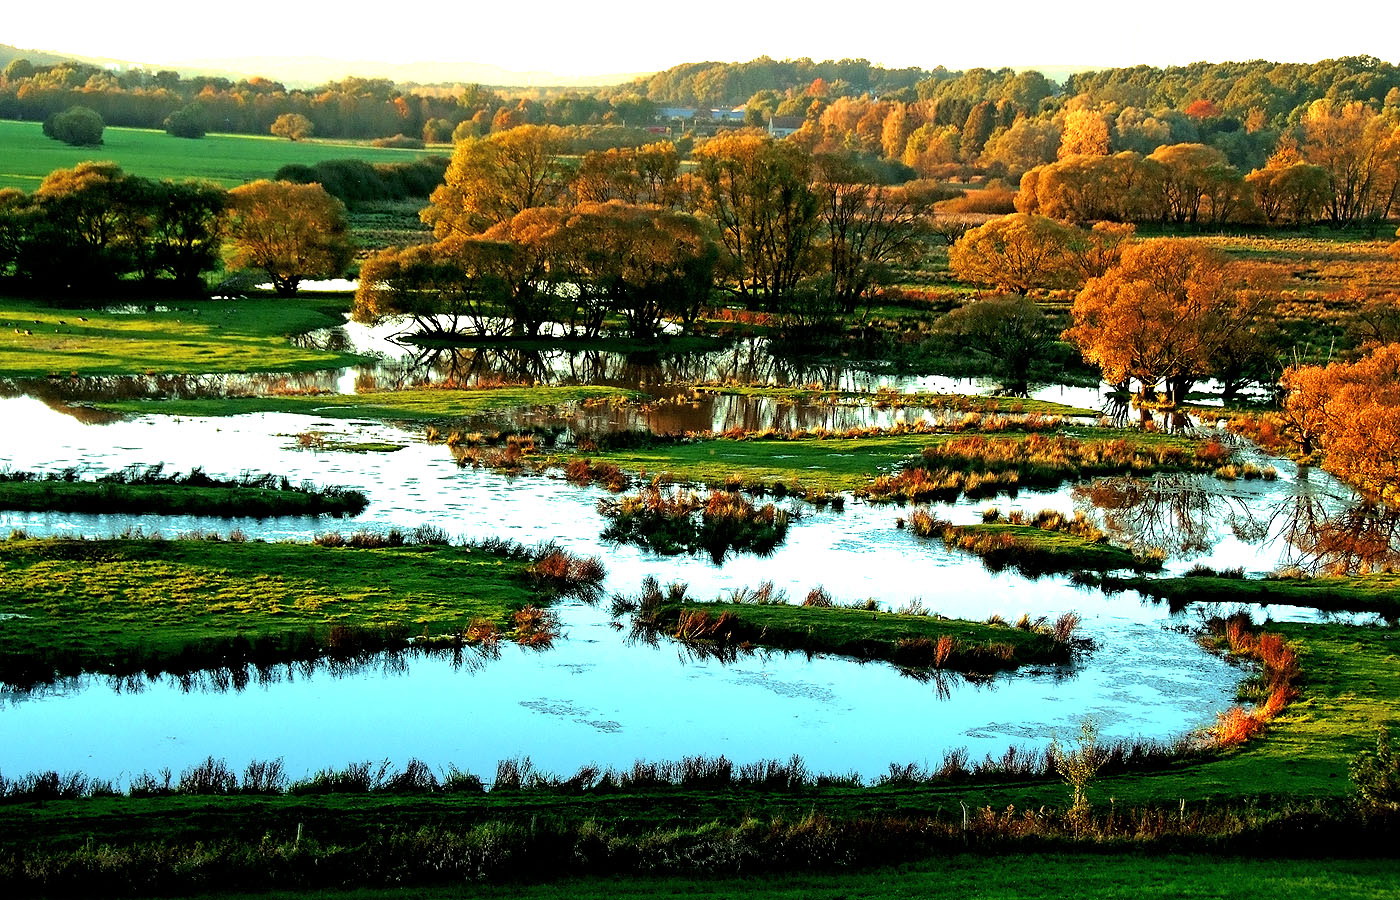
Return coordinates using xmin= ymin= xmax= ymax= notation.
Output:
xmin=1076 ymin=466 xmax=1400 ymax=575
xmin=1073 ymin=474 xmax=1262 ymax=557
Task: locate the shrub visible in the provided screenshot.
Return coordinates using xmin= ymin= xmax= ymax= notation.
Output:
xmin=163 ymin=104 xmax=207 ymax=139
xmin=1351 ymin=727 xmax=1400 ymax=811
xmin=371 ymin=133 xmax=425 ymax=149
xmin=43 ymin=105 xmax=104 ymax=146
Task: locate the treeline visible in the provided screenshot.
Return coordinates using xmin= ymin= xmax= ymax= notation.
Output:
xmin=355 ymin=125 xmax=953 ymax=339
xmin=0 ymin=59 xmax=662 ymax=141
xmin=618 ymin=56 xmax=932 ymax=107
xmin=0 ymin=163 xmax=225 ymax=291
xmin=0 ymin=163 xmax=359 ymax=296
xmin=1015 ymin=103 xmax=1400 ymax=228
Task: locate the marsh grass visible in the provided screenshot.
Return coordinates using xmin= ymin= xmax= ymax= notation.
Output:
xmin=614 ymin=580 xmax=1087 ymax=673
xmin=0 ymin=533 xmax=601 ymax=688
xmin=863 ymin=434 xmax=1225 ymax=504
xmin=907 ymin=508 xmax=1159 ymax=576
xmin=598 ymin=486 xmax=792 ymax=562
xmin=0 ymin=465 xmax=368 ymax=518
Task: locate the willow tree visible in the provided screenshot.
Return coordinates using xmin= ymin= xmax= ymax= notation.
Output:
xmin=225 ymin=180 xmax=353 ymax=297
xmin=1067 ymin=238 xmax=1269 ymax=403
xmin=689 ymin=133 xmax=819 ymax=310
xmin=422 ymin=124 xmax=573 ymax=237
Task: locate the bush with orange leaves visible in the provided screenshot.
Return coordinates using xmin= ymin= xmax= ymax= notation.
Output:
xmin=1202 ymin=614 xmax=1302 ymax=748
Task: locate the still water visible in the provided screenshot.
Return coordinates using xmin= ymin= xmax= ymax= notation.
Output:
xmin=0 ymin=333 xmax=1362 ymax=785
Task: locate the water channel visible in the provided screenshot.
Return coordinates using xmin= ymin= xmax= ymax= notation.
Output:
xmin=0 ymin=322 xmax=1374 ymax=785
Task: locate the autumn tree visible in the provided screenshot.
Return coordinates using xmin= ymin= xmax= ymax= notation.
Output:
xmin=423 ymin=124 xmax=573 ymax=237
xmin=225 ymin=180 xmax=354 ymax=296
xmin=270 ymin=113 xmax=313 ymax=141
xmin=1058 ymin=108 xmax=1111 ymax=158
xmin=688 ymin=132 xmax=819 ymax=309
xmin=935 ymin=295 xmax=1056 ymax=394
xmin=1146 ymin=143 xmax=1241 ymax=225
xmin=1018 ymin=153 xmax=1158 ymax=223
xmin=1246 ymin=159 xmax=1330 ymax=225
xmin=353 ymin=238 xmax=522 ymax=336
xmin=25 ymin=162 xmax=145 ymax=286
xmin=979 ymin=117 xmax=1061 ymax=178
xmin=1298 ymin=100 xmax=1400 ymax=226
xmin=572 ymin=142 xmax=681 ymax=206
xmin=812 ymin=154 xmax=935 ymax=313
xmin=545 ymin=201 xmax=718 ymax=338
xmin=949 ymin=213 xmax=1083 ymax=294
xmin=1067 ymin=239 xmax=1269 ymax=402
xmin=1281 ymin=344 xmax=1400 ymax=504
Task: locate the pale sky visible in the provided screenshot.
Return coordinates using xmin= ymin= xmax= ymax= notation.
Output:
xmin=7 ymin=0 xmax=1400 ymax=77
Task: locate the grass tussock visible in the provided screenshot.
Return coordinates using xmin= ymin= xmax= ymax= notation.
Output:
xmin=862 ymin=434 xmax=1225 ymax=504
xmin=613 ymin=578 xmax=1089 ymax=673
xmin=905 ymin=508 xmax=1162 ymax=576
xmin=598 ymin=485 xmax=792 ymax=562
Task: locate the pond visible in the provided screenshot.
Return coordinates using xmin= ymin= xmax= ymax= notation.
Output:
xmin=0 ymin=376 xmax=1372 ymax=785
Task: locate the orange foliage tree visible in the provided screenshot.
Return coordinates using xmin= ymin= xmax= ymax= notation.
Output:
xmin=1281 ymin=344 xmax=1400 ymax=504
xmin=1067 ymin=239 xmax=1271 ymax=402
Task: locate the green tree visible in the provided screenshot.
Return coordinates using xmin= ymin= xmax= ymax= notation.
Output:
xmin=225 ymin=180 xmax=354 ymax=296
xmin=42 ymin=106 xmax=104 ymax=146
xmin=1350 ymin=726 xmax=1400 ymax=811
xmin=935 ymin=295 xmax=1055 ymax=394
xmin=163 ymin=104 xmax=207 ymax=139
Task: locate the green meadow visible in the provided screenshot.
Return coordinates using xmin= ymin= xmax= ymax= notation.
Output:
xmin=0 ymin=119 xmax=437 ymax=191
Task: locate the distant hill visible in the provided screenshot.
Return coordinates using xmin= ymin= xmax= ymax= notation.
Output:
xmin=0 ymin=44 xmax=645 ymax=89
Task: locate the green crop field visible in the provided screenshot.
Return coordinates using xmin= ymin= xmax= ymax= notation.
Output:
xmin=0 ymin=119 xmax=438 ymax=191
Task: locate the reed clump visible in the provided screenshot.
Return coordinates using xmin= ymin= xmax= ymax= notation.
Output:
xmin=598 ymin=486 xmax=792 ymax=561
xmin=1199 ymin=614 xmax=1302 ymax=748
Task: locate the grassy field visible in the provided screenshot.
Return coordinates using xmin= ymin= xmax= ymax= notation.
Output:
xmin=0 ymin=477 xmax=366 ymax=518
xmin=97 ymin=385 xmax=641 ymax=422
xmin=220 ymin=856 xmax=1400 ymax=900
xmin=0 ymin=537 xmax=544 ymax=683
xmin=0 ymin=119 xmax=437 ymax=191
xmin=0 ymin=296 xmax=362 ymax=376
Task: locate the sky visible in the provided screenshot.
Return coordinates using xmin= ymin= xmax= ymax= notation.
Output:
xmin=7 ymin=0 xmax=1400 ymax=78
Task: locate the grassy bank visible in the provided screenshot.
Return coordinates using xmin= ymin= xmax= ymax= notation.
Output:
xmin=1108 ymin=572 xmax=1400 ymax=615
xmin=0 ymin=296 xmax=361 ymax=377
xmin=0 ymin=613 xmax=1395 ymax=897
xmin=0 ymin=120 xmax=436 ymax=191
xmin=96 ymin=385 xmax=642 ymax=422
xmin=0 ymin=470 xmax=366 ymax=518
xmin=563 ymin=428 xmax=1207 ymax=496
xmin=0 ymin=535 xmax=599 ymax=685
xmin=691 ymin=385 xmax=1099 ymax=417
xmin=633 ymin=598 xmax=1080 ymax=672
xmin=211 ymin=855 xmax=1400 ymax=900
